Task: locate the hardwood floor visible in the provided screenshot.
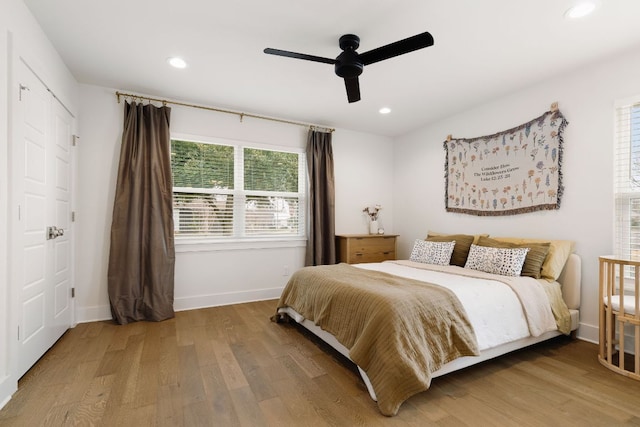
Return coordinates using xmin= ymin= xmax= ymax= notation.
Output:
xmin=2 ymin=300 xmax=640 ymax=426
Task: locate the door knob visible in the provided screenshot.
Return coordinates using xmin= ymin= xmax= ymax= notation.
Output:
xmin=46 ymin=226 xmax=64 ymax=240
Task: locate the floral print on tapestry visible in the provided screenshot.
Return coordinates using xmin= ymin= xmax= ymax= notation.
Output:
xmin=444 ymin=108 xmax=568 ymax=216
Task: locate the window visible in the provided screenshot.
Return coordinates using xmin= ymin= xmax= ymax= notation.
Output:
xmin=614 ymin=99 xmax=640 ymax=260
xmin=171 ymin=137 xmax=305 ymax=241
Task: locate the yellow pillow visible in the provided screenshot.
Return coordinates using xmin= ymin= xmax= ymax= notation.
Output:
xmin=427 ymin=231 xmax=489 ymax=244
xmin=491 ymin=237 xmax=575 ymax=280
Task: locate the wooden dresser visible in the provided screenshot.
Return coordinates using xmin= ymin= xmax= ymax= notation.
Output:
xmin=336 ymin=234 xmax=398 ymax=264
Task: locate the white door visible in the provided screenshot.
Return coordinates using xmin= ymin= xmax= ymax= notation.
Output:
xmin=12 ymin=61 xmax=73 ymax=379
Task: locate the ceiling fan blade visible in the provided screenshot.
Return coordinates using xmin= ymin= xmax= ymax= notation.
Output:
xmin=344 ymin=77 xmax=361 ymax=103
xmin=359 ymin=32 xmax=434 ymax=66
xmin=263 ymin=48 xmax=335 ymax=65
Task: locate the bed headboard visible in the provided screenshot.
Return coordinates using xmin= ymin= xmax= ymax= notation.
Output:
xmin=557 ymin=253 xmax=581 ymax=310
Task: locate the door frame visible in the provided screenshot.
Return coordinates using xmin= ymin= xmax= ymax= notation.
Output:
xmin=0 ymin=30 xmax=13 ymax=409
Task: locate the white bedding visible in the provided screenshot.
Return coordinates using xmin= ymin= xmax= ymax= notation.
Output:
xmin=354 ymin=260 xmax=555 ymax=351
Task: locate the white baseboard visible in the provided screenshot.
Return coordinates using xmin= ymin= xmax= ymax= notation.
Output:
xmin=576 ymin=321 xmax=598 ymax=344
xmin=0 ymin=374 xmax=16 ymax=411
xmin=76 ymin=304 xmax=112 ymax=323
xmin=75 ymin=287 xmax=284 ymax=324
xmin=173 ymin=287 xmax=283 ymax=312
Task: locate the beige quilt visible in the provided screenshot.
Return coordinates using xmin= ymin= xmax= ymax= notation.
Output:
xmin=273 ymin=263 xmax=479 ymax=416
xmin=389 ymin=260 xmax=572 ymax=335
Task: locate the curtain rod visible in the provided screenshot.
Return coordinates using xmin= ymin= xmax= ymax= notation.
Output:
xmin=115 ymin=91 xmax=335 ymax=133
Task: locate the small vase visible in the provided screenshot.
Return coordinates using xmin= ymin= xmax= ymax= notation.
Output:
xmin=369 ymin=220 xmax=378 ymax=235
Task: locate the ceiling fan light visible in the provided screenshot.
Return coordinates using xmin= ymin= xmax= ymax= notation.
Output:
xmin=167 ymin=57 xmax=187 ymax=69
xmin=564 ymin=1 xmax=597 ymax=19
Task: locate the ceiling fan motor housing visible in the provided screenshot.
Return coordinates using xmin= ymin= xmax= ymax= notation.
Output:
xmin=335 ymin=34 xmax=363 ymax=79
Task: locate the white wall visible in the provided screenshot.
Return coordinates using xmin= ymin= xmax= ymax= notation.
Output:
xmin=393 ymin=46 xmax=640 ymax=343
xmin=75 ymin=84 xmax=395 ymax=321
xmin=334 ymin=129 xmax=395 ymax=234
xmin=1 ymin=0 xmax=79 ymax=410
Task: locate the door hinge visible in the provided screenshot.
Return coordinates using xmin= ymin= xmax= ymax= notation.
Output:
xmin=71 ymin=211 xmax=76 ymax=222
xmin=17 ymin=326 xmax=20 ymax=340
xmin=19 ymin=84 xmax=29 ymax=101
xmin=71 ymin=288 xmax=75 ymax=298
xmin=72 ymin=135 xmax=79 ymax=146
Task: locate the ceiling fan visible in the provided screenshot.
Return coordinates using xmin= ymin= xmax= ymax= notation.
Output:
xmin=264 ymin=32 xmax=434 ymax=103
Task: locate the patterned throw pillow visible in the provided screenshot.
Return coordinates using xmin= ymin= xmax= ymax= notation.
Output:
xmin=476 ymin=236 xmax=550 ymax=279
xmin=491 ymin=237 xmax=574 ymax=280
xmin=426 ymin=234 xmax=475 ymax=267
xmin=464 ymin=244 xmax=530 ymax=277
xmin=409 ymin=239 xmax=456 ymax=266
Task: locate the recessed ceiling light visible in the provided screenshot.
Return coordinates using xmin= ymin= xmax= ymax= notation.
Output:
xmin=167 ymin=57 xmax=187 ymax=69
xmin=379 ymin=107 xmax=391 ymax=114
xmin=564 ymin=1 xmax=597 ymax=19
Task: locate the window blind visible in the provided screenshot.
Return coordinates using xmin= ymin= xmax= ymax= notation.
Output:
xmin=243 ymin=147 xmax=303 ymax=236
xmin=173 ymin=192 xmax=234 ymax=236
xmin=172 ymin=139 xmax=235 ymax=237
xmin=172 ymin=139 xmax=234 ymax=189
xmin=171 ymin=139 xmax=305 ymax=239
xmin=614 ymin=101 xmax=640 ymax=259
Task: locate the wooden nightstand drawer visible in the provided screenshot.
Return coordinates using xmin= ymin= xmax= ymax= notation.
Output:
xmin=348 ymin=250 xmax=396 ymax=264
xmin=336 ymin=234 xmax=398 ymax=264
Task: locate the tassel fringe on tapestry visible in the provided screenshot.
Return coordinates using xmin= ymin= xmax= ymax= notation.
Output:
xmin=444 ymin=108 xmax=568 ymax=216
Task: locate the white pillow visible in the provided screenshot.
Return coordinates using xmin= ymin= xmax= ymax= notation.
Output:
xmin=464 ymin=244 xmax=530 ymax=277
xmin=409 ymin=239 xmax=455 ymax=266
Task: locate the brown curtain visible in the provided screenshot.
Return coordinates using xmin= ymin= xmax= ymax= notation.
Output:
xmin=107 ymin=102 xmax=175 ymax=324
xmin=305 ymin=129 xmax=336 ymax=266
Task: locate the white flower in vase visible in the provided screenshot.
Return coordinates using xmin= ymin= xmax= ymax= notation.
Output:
xmin=363 ymin=205 xmax=382 ymax=234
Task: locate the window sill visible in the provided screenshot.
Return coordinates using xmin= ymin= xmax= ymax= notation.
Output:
xmin=175 ymin=236 xmax=307 ymax=253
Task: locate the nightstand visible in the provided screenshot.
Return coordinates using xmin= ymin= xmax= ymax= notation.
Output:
xmin=336 ymin=234 xmax=398 ymax=264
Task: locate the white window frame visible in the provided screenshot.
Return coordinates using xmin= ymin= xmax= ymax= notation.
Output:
xmin=171 ymin=133 xmax=307 ymax=251
xmin=614 ymin=96 xmax=640 ymax=288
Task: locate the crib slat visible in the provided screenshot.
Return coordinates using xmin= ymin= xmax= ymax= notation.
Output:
xmin=599 ymin=256 xmax=640 ymax=381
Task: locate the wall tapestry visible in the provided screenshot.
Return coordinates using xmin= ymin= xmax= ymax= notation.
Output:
xmin=444 ymin=107 xmax=568 ymax=216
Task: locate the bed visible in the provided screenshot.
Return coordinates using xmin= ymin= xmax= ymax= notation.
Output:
xmin=272 ymin=235 xmax=581 ymax=416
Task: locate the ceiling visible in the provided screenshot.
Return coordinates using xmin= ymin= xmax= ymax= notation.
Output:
xmin=23 ymin=0 xmax=640 ymax=137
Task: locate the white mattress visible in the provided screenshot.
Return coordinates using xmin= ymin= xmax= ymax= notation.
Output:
xmin=355 ymin=262 xmax=535 ymax=351
xmin=606 ymin=295 xmax=639 ymax=315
